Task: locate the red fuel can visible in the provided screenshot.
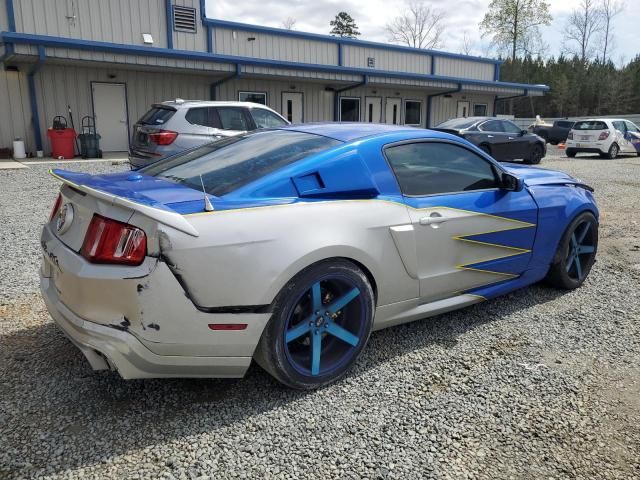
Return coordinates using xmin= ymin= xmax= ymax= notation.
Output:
xmin=47 ymin=128 xmax=76 ymax=159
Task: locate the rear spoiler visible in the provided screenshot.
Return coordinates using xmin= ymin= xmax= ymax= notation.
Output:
xmin=49 ymin=169 xmax=199 ymax=237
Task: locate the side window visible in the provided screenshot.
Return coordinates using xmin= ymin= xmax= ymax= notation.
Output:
xmin=216 ymin=107 xmax=249 ymax=131
xmin=185 ymin=107 xmax=212 ymax=127
xmin=385 ymin=142 xmax=500 ymax=196
xmin=502 ymin=121 xmax=522 ymax=134
xmin=250 ymin=108 xmax=287 ymax=129
xmin=478 ymin=120 xmax=504 ymax=132
xmin=626 ymin=121 xmax=640 ymax=133
xmin=613 ymin=121 xmax=627 ymax=132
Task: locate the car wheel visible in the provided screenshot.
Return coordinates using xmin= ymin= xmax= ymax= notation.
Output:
xmin=254 ymin=259 xmax=374 ymax=389
xmin=566 ymin=149 xmax=576 ymax=158
xmin=550 ymin=141 xmax=558 ymax=145
xmin=606 ymin=143 xmax=619 ymax=159
xmin=525 ymin=143 xmax=544 ymax=164
xmin=545 ymin=211 xmax=598 ymax=289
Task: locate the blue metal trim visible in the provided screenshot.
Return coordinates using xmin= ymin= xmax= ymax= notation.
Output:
xmin=338 ymin=43 xmax=343 ymax=66
xmin=27 ymin=46 xmax=46 ymax=152
xmin=5 ymin=0 xmax=15 ymax=31
xmin=426 ymin=84 xmax=462 ymax=128
xmin=430 ymin=55 xmax=436 ymax=75
xmin=210 ymin=63 xmax=241 ymax=100
xmin=0 ymin=42 xmax=14 ymax=62
xmin=199 ymin=0 xmax=206 ymax=20
xmin=165 ymin=0 xmax=173 ymax=49
xmin=494 ymin=63 xmax=501 ymax=81
xmin=334 ymin=76 xmax=368 ymax=121
xmin=204 ymin=18 xmax=503 ymax=65
xmin=493 ymin=89 xmax=529 ymax=116
xmin=0 ymin=32 xmax=550 ymax=92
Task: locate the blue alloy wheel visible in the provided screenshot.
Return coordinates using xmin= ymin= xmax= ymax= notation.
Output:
xmin=254 ymin=259 xmax=374 ymax=390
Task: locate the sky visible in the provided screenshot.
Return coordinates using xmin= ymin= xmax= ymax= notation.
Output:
xmin=206 ymin=0 xmax=638 ymax=64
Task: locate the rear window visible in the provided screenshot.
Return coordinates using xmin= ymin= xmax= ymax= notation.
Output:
xmin=573 ymin=121 xmax=608 ymax=130
xmin=142 ymin=130 xmax=342 ymax=196
xmin=138 ymin=107 xmax=175 ymax=126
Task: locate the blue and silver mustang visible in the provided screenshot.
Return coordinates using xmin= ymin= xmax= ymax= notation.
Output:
xmin=41 ymin=123 xmax=598 ymax=389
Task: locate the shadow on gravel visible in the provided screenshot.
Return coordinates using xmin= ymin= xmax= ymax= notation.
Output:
xmin=0 ymin=283 xmax=566 ymax=478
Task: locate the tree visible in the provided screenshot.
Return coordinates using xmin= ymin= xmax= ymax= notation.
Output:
xmin=385 ymin=2 xmax=447 ymax=49
xmin=599 ymin=0 xmax=624 ymax=64
xmin=479 ymin=0 xmax=552 ymax=60
xmin=460 ymin=31 xmax=474 ymax=56
xmin=329 ymin=12 xmax=360 ymax=38
xmin=563 ymin=0 xmax=603 ymax=63
xmin=281 ymin=17 xmax=297 ymax=30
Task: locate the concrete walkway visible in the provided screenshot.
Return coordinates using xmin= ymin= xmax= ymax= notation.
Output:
xmin=0 ymin=152 xmax=129 ymax=169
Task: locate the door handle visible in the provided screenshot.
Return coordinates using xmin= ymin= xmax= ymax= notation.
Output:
xmin=508 ymin=137 xmax=514 ymax=140
xmin=487 ymin=135 xmax=494 ymax=138
xmin=419 ymin=214 xmax=448 ymax=226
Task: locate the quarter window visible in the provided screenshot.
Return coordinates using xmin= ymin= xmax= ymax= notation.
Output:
xmin=404 ymin=100 xmax=422 ymax=126
xmin=385 ymin=142 xmax=500 ymax=196
xmin=250 ymin=108 xmax=287 ymax=129
xmin=238 ymin=91 xmax=267 ymax=105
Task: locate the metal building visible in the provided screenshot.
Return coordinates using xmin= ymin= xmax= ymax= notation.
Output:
xmin=0 ymin=0 xmax=549 ymax=154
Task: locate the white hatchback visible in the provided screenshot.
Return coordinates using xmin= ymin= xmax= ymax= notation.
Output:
xmin=566 ymin=118 xmax=640 ymax=159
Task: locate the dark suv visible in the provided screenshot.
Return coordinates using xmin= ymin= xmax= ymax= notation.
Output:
xmin=129 ymin=100 xmax=289 ymax=169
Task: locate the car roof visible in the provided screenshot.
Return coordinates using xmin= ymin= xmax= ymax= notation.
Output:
xmin=157 ymin=100 xmax=276 ymax=109
xmin=576 ymin=118 xmax=626 ymax=122
xmin=275 ymin=122 xmax=431 ymax=142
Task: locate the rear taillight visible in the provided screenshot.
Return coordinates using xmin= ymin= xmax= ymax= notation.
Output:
xmin=81 ymin=214 xmax=147 ymax=266
xmin=49 ymin=193 xmax=62 ymax=221
xmin=598 ymin=130 xmax=610 ymax=140
xmin=567 ymin=131 xmax=573 ymax=140
xmin=148 ymin=130 xmax=178 ymax=145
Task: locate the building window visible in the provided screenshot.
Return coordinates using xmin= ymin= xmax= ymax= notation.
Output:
xmin=172 ymin=6 xmax=197 ymax=33
xmin=238 ymin=91 xmax=267 ymax=105
xmin=404 ymin=100 xmax=422 ymax=126
xmin=473 ymin=103 xmax=488 ymax=116
xmin=340 ymin=97 xmax=360 ymax=122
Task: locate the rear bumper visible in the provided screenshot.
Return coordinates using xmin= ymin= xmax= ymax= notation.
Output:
xmin=41 ymin=276 xmax=252 ymax=379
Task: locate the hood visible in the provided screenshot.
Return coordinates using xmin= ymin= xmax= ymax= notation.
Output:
xmin=501 ymin=164 xmax=591 ymax=189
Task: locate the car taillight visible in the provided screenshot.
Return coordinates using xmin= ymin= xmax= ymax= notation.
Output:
xmin=598 ymin=130 xmax=610 ymax=140
xmin=148 ymin=130 xmax=178 ymax=145
xmin=81 ymin=214 xmax=147 ymax=266
xmin=567 ymin=131 xmax=573 ymax=140
xmin=49 ymin=193 xmax=63 ymax=221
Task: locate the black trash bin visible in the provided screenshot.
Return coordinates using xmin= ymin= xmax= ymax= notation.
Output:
xmin=78 ymin=116 xmax=102 ymax=159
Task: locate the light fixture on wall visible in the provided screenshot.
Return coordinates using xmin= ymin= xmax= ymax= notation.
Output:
xmin=247 ymin=37 xmax=256 ymax=42
xmin=107 ymin=73 xmax=117 ymax=79
xmin=142 ymin=33 xmax=153 ymax=45
xmin=289 ymin=85 xmax=296 ymax=90
xmin=443 ymin=94 xmax=452 ymax=98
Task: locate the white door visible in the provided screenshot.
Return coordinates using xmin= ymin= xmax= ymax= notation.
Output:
xmin=457 ymin=101 xmax=470 ymax=118
xmin=92 ymin=83 xmax=129 ymax=152
xmin=364 ymin=97 xmax=382 ymax=123
xmin=385 ymin=98 xmax=402 ymax=125
xmin=281 ymin=92 xmax=303 ymax=123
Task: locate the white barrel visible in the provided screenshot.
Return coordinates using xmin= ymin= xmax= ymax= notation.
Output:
xmin=12 ymin=139 xmax=26 ymax=159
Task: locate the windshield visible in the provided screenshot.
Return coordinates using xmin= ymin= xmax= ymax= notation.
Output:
xmin=435 ymin=118 xmax=480 ymax=130
xmin=573 ymin=121 xmax=608 ymax=130
xmin=142 ymin=130 xmax=342 ymax=197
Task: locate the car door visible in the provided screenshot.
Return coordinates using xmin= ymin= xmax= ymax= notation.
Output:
xmin=624 ymin=121 xmax=640 ymax=154
xmin=384 ymin=140 xmax=538 ymax=303
xmin=476 ymin=120 xmax=511 ymax=160
xmin=611 ymin=121 xmax=631 ymax=153
xmin=502 ymin=120 xmax=529 ymax=159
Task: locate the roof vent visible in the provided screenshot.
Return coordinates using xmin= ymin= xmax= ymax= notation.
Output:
xmin=173 ymin=5 xmax=197 ymax=33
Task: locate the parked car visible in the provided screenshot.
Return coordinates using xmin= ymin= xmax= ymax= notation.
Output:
xmin=128 ymin=100 xmax=289 ymax=169
xmin=433 ymin=117 xmax=546 ymax=164
xmin=531 ymin=119 xmax=574 ymax=145
xmin=43 ymin=123 xmax=598 ymax=389
xmin=566 ymin=118 xmax=640 ymax=159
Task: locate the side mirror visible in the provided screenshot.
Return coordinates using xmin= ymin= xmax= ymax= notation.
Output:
xmin=501 ymin=172 xmax=524 ymax=192
xmin=520 ymin=130 xmax=528 ymax=136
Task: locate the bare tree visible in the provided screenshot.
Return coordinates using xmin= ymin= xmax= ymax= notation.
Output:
xmin=563 ymin=0 xmax=603 ymax=63
xmin=281 ymin=17 xmax=297 ymax=30
xmin=460 ymin=31 xmax=474 ymax=55
xmin=385 ymin=2 xmax=447 ymax=49
xmin=599 ymin=0 xmax=624 ymax=63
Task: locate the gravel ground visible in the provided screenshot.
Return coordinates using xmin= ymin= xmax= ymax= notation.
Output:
xmin=1 ymin=153 xmax=639 ymax=480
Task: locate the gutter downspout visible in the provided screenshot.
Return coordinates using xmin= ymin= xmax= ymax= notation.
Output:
xmin=209 ymin=63 xmax=241 ymax=100
xmin=333 ymin=75 xmax=368 ymax=121
xmin=165 ymin=0 xmax=173 ymax=49
xmin=27 ymin=46 xmax=46 ymax=152
xmin=426 ymin=84 xmax=462 ymax=128
xmin=493 ymin=89 xmax=528 ymax=117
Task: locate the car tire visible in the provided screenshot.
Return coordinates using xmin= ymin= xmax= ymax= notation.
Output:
xmin=254 ymin=259 xmax=375 ymax=390
xmin=550 ymin=141 xmax=558 ymax=146
xmin=606 ymin=143 xmax=619 ymax=159
xmin=545 ymin=211 xmax=598 ymax=290
xmin=566 ymin=149 xmax=576 ymax=158
xmin=524 ymin=143 xmax=544 ymax=164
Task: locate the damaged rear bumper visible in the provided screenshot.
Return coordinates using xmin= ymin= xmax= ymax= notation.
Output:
xmin=41 ymin=276 xmax=253 ymax=379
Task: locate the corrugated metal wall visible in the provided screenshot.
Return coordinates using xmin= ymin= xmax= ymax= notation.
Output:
xmin=430 ymin=93 xmax=495 ymax=126
xmin=214 ymin=28 xmax=339 ymax=65
xmin=435 ymin=57 xmax=494 ymax=81
xmin=172 ymin=0 xmax=207 ymax=52
xmin=342 ymin=45 xmax=430 ymax=75
xmin=0 ymin=68 xmax=33 ymax=151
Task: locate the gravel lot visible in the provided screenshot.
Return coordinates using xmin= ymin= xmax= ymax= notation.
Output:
xmin=1 ymin=151 xmax=639 ymax=479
